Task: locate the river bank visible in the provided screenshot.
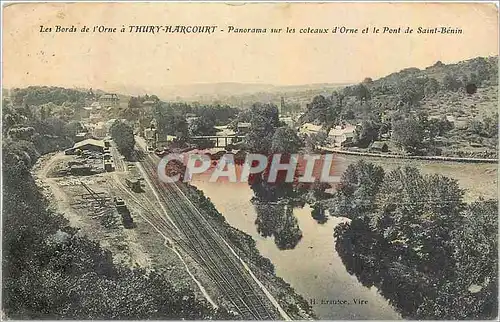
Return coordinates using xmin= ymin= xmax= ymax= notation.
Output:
xmin=190 ymin=178 xmax=401 ymax=320
xmin=320 ymin=146 xmax=498 ymax=163
xmin=189 ymin=149 xmax=497 ymax=319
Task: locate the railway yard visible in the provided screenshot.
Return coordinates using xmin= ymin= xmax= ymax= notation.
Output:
xmin=32 ymin=138 xmax=314 ymax=320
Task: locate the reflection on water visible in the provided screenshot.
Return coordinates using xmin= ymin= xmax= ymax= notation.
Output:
xmin=254 ymin=203 xmax=303 ymax=250
xmin=190 ymin=177 xmax=401 ymax=320
xmin=311 ymin=205 xmax=329 ymax=225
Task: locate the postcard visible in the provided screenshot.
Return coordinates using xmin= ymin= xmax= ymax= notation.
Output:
xmin=2 ymin=2 xmax=498 ymax=320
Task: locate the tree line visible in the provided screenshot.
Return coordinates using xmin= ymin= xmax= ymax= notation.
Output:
xmin=2 ymin=91 xmax=235 ymax=319
xmin=323 ymin=161 xmax=497 ymax=319
xmin=2 ymin=145 xmax=233 ymax=318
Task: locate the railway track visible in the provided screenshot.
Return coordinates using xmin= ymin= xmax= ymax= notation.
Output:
xmin=110 ymin=174 xmax=179 ymax=239
xmin=140 ymin=155 xmax=279 ymax=320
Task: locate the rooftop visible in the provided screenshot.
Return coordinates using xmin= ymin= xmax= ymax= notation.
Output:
xmin=300 ymin=123 xmax=323 ymax=133
xmin=74 ymin=139 xmax=105 ymax=149
xmin=328 ymin=125 xmax=356 ymax=137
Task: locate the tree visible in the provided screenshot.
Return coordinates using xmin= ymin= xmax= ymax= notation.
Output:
xmin=2 ymin=139 xmax=231 ymax=320
xmin=7 ymin=127 xmax=35 ymax=142
xmin=426 ymin=116 xmax=453 ymax=141
xmin=153 ymin=104 xmax=188 ymax=141
xmin=432 ymin=60 xmax=445 ymax=68
xmin=271 ymin=126 xmax=302 ymax=154
xmin=424 ymin=78 xmax=440 ymax=96
xmin=301 ymin=94 xmax=342 ymax=127
xmin=329 ymin=160 xmax=385 ymax=220
xmin=130 ymin=97 xmax=142 ymax=108
xmin=354 ymin=120 xmax=379 ymax=148
xmin=423 ymin=200 xmax=497 ymax=320
xmin=188 ymin=117 xmax=216 ymax=136
xmin=305 ymin=131 xmax=327 ymax=151
xmin=332 ymin=161 xmax=498 ymax=320
xmin=467 ymin=118 xmax=484 ymax=136
xmin=326 ymin=92 xmax=343 ymax=127
xmin=442 ymin=73 xmax=462 ymax=91
xmin=110 ymin=120 xmax=135 ymax=158
xmin=254 ymin=203 xmax=302 ymax=250
xmin=391 ymin=115 xmax=424 ymax=154
xmin=397 ymin=77 xmax=425 ymax=106
xmin=245 ymin=103 xmax=280 ymax=154
xmin=370 ymin=167 xmax=465 ymax=268
xmin=353 ymin=83 xmax=371 ymax=101
xmin=64 ymin=121 xmax=85 ymax=137
xmin=482 ymin=114 xmax=498 ymax=138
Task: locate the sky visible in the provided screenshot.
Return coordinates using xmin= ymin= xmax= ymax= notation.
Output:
xmin=2 ymin=2 xmax=499 ymax=92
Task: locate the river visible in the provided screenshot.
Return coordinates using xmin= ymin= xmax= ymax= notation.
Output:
xmin=189 ymin=152 xmax=497 ymax=319
xmin=190 ymin=177 xmax=400 ymax=319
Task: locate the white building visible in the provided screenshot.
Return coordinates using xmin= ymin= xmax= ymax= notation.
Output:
xmin=279 ymin=116 xmax=295 ymax=128
xmin=91 ymin=102 xmax=102 ymax=110
xmin=299 ymin=123 xmax=323 ymax=135
xmin=328 ymin=124 xmax=357 ymax=147
xmin=89 ymin=122 xmax=107 ymax=138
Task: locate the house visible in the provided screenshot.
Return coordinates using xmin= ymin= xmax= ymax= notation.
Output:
xmin=99 ymin=93 xmax=119 ymax=107
xmin=91 ymin=122 xmax=107 ymax=138
xmin=89 ymin=112 xmax=103 ymax=123
xmin=185 ymin=113 xmax=199 ymax=125
xmin=91 ymin=102 xmax=102 ymax=110
xmin=144 ymin=128 xmax=157 ymax=149
xmin=65 ymin=139 xmax=105 ymax=154
xmin=237 ymin=122 xmax=251 ymax=134
xmin=156 ymin=135 xmax=177 ymax=149
xmin=144 ymin=128 xmax=157 ymax=141
xmin=327 ymin=124 xmax=356 ymax=147
xmin=106 ymin=118 xmax=118 ymax=130
xmin=70 ymin=165 xmax=92 ymax=176
xmin=299 ymin=123 xmax=323 ymax=135
xmin=103 ymin=160 xmax=115 ymax=172
xmin=143 ymin=100 xmax=156 ymax=106
xmin=279 ymin=116 xmax=295 ymax=128
xmin=74 ymin=132 xmax=93 ymax=142
xmin=369 ymin=141 xmax=389 ymax=152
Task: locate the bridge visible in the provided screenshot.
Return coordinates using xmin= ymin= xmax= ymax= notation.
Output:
xmin=190 ymin=135 xmax=245 ymax=148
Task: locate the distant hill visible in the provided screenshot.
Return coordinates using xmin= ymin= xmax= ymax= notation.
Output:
xmin=373 ymin=56 xmax=498 ymax=88
xmin=298 ymin=56 xmax=498 ymax=125
xmin=103 ymin=82 xmax=349 ymax=108
xmin=296 ymin=55 xmax=498 ymax=158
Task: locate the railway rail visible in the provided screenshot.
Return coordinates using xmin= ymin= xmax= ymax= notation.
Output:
xmin=140 ymin=155 xmax=279 ymax=320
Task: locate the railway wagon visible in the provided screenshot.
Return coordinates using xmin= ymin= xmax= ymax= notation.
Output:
xmin=114 ymin=197 xmax=134 ymax=228
xmin=125 ymin=178 xmax=143 ymax=192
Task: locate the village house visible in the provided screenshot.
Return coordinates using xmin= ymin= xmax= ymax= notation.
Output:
xmin=237 ymin=122 xmax=251 ymax=134
xmin=74 ymin=132 xmax=93 ymax=143
xmin=298 ymin=123 xmax=323 ymax=136
xmin=91 ymin=102 xmax=102 ymax=110
xmin=98 ymin=93 xmax=119 ymax=107
xmin=369 ymin=141 xmax=389 ymax=152
xmin=90 ymin=122 xmax=107 ymax=138
xmin=185 ymin=113 xmax=199 ymax=125
xmin=327 ymin=124 xmax=356 ymax=148
xmin=279 ymin=116 xmax=295 ymax=128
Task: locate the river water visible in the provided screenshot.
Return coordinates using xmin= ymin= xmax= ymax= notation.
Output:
xmin=190 ymin=176 xmax=401 ymax=320
xmin=189 ymin=149 xmax=496 ymax=319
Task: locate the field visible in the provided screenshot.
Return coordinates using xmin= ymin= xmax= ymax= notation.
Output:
xmin=336 ymin=153 xmax=497 ymax=202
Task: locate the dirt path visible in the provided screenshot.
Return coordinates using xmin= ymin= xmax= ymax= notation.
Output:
xmin=34 ymin=151 xmax=222 ymax=308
